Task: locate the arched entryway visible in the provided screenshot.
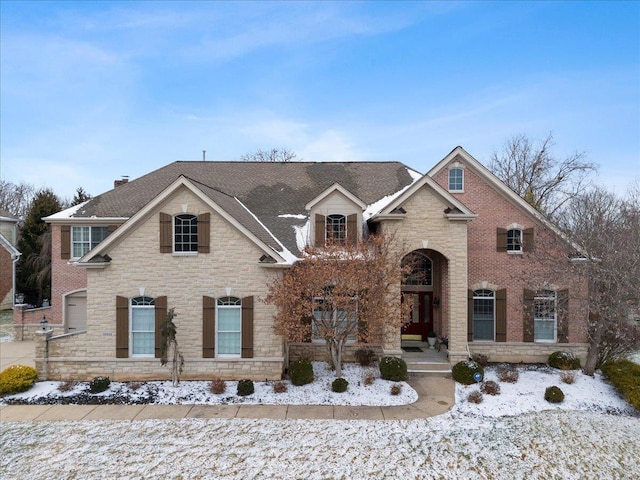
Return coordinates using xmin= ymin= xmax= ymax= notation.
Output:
xmin=401 ymin=249 xmax=446 ymax=342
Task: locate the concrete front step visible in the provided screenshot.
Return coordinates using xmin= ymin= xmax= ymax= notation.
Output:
xmin=406 ymin=361 xmax=452 ymax=376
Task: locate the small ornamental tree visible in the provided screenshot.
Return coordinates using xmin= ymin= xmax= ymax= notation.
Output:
xmin=160 ymin=308 xmax=184 ymax=387
xmin=266 ymin=234 xmax=410 ymax=378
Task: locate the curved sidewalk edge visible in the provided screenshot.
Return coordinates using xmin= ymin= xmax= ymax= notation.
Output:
xmin=0 ymin=375 xmax=455 ymax=423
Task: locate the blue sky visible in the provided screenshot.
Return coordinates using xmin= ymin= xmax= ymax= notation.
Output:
xmin=1 ymin=1 xmax=638 ymax=201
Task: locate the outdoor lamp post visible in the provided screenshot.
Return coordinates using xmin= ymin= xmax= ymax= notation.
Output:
xmin=40 ymin=315 xmax=48 ymax=331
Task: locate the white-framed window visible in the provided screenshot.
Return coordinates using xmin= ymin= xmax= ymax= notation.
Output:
xmin=534 ymin=289 xmax=557 ymax=342
xmin=130 ymin=296 xmax=155 ymax=356
xmin=312 ymin=297 xmax=357 ymax=343
xmin=448 ymin=167 xmax=464 ymax=192
xmin=326 ymin=214 xmax=347 ymax=244
xmin=174 ymin=214 xmax=198 ymax=253
xmin=216 ymin=296 xmax=242 ymax=356
xmin=473 ymin=289 xmax=495 ymax=341
xmin=71 ymin=226 xmax=109 ymax=258
xmin=507 ymin=228 xmax=522 ymax=253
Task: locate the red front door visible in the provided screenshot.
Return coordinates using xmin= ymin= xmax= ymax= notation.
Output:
xmin=402 ymin=292 xmax=433 ymax=341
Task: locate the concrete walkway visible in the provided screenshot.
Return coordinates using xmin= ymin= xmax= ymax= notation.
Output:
xmin=0 ymin=341 xmax=455 ymax=422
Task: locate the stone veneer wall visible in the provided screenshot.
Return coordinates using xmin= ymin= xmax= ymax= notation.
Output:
xmin=469 ymin=343 xmax=588 ymax=365
xmin=39 ymin=187 xmax=285 ymax=381
xmin=379 ymin=184 xmax=470 ymax=364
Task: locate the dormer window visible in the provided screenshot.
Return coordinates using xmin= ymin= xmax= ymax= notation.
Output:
xmin=314 ymin=213 xmax=358 ymax=247
xmin=326 ymin=214 xmax=346 ymax=244
xmin=448 ymin=167 xmax=464 ymax=192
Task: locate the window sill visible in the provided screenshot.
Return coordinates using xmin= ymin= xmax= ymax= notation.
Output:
xmin=172 ymin=252 xmax=198 ymax=257
xmin=507 ymin=250 xmax=523 ymax=255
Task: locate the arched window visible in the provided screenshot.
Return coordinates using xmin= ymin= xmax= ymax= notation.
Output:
xmin=448 ymin=167 xmax=464 ymax=192
xmin=402 ymin=252 xmax=432 ymax=286
xmin=174 ymin=214 xmax=198 ymax=252
xmin=130 ymin=296 xmax=155 ymax=356
xmin=217 ymin=296 xmax=242 ymax=356
xmin=326 ymin=214 xmax=347 ymax=244
xmin=473 ymin=289 xmax=495 ymax=341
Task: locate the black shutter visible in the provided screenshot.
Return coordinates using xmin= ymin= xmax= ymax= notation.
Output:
xmin=495 ymin=289 xmax=507 ymax=342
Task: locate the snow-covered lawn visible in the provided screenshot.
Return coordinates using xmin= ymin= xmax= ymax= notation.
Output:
xmin=1 ymin=363 xmax=639 ymax=479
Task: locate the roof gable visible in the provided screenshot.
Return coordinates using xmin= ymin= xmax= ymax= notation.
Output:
xmin=305 ymin=183 xmax=367 ymax=211
xmin=79 ymin=176 xmax=292 ymax=265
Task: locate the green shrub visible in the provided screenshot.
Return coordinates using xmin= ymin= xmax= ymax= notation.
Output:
xmin=331 ymin=377 xmax=348 ymax=393
xmin=237 ymin=379 xmax=255 ymax=396
xmin=601 ymin=359 xmax=640 ymax=411
xmin=354 ymin=348 xmax=376 ymax=367
xmin=452 ymin=360 xmax=484 ymax=385
xmin=548 ymin=351 xmax=581 ymax=370
xmin=89 ymin=376 xmax=111 ymax=394
xmin=379 ymin=356 xmax=408 ymax=381
xmin=289 ymin=359 xmax=314 ymax=386
xmin=544 ymin=385 xmax=565 ymax=403
xmin=0 ymin=365 xmax=39 ymax=395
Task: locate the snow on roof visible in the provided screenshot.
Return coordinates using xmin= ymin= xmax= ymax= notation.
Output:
xmin=363 ymin=167 xmax=423 ymax=220
xmin=294 ymin=219 xmax=310 ymax=253
xmin=43 ymin=201 xmax=90 ymax=220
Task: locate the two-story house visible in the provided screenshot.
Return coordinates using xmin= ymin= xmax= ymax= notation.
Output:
xmin=32 ymin=147 xmax=588 ymax=381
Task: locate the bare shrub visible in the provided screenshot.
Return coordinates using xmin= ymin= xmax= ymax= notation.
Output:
xmin=467 ymin=390 xmax=483 ymax=404
xmin=210 ymin=378 xmax=226 ymax=395
xmin=472 ymin=353 xmax=489 ymax=367
xmin=363 ymin=374 xmax=375 ymax=386
xmin=480 ymin=380 xmax=501 ymax=395
xmin=58 ymin=380 xmax=76 ymax=392
xmin=128 ymin=382 xmax=143 ymax=392
xmin=498 ymin=365 xmax=520 ymax=384
xmin=272 ymin=380 xmax=288 ymax=393
xmin=560 ymin=371 xmax=576 ymax=384
xmin=390 ymin=384 xmax=402 ymax=396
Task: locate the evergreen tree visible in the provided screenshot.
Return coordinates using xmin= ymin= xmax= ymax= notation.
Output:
xmin=16 ymin=188 xmax=62 ymax=305
xmin=71 ymin=187 xmax=91 ymax=206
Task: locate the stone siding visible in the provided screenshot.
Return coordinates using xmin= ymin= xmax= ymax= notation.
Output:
xmin=469 ymin=343 xmax=588 ymax=365
xmin=44 ymin=187 xmax=285 ymax=380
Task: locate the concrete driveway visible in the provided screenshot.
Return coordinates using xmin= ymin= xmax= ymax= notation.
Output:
xmin=0 ymin=341 xmax=35 ymax=370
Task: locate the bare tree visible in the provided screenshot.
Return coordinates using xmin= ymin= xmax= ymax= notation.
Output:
xmin=0 ymin=179 xmax=36 ymax=219
xmin=160 ymin=308 xmax=185 ymax=387
xmin=489 ymin=133 xmax=596 ymax=218
xmin=241 ymin=148 xmax=299 ymax=163
xmin=265 ymin=234 xmax=410 ymax=377
xmin=556 ymin=186 xmax=640 ymax=374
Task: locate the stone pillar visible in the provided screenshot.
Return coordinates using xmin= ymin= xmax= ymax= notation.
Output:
xmin=34 ymin=328 xmax=53 ymax=381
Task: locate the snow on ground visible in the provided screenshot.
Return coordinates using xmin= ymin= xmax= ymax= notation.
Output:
xmin=1 ymin=362 xmax=418 ymax=406
xmin=1 ymin=363 xmax=639 ymax=479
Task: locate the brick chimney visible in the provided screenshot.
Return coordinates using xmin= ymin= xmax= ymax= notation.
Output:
xmin=114 ymin=176 xmax=129 ymax=188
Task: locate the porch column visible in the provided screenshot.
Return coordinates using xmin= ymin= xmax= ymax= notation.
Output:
xmin=447 ymin=250 xmax=469 ymax=364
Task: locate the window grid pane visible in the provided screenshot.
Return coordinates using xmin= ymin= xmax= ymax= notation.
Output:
xmin=131 ymin=306 xmax=155 ymax=355
xmin=507 ymin=229 xmax=522 ymax=251
xmin=473 ymin=290 xmax=495 ymax=341
xmin=449 ymin=168 xmax=463 ymax=191
xmin=534 ymin=290 xmax=556 ymax=341
xmin=174 ymin=214 xmax=198 ymax=252
xmin=216 ymin=298 xmax=241 ymax=355
xmin=326 ymin=214 xmax=346 ymax=244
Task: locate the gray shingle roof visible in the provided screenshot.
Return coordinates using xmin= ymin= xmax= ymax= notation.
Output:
xmin=69 ymin=161 xmax=418 ymax=256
